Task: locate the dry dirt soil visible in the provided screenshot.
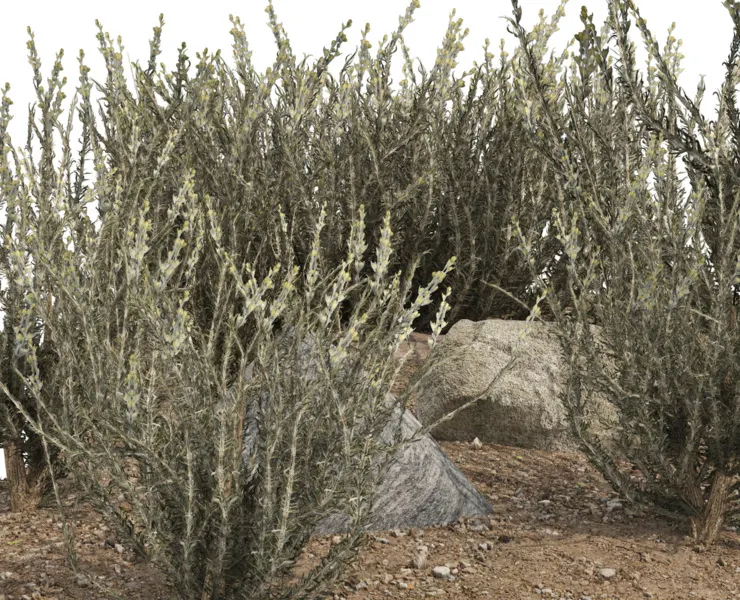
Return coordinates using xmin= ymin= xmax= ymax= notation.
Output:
xmin=0 ymin=333 xmax=738 ymax=600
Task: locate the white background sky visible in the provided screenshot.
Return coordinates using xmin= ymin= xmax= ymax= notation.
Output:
xmin=0 ymin=0 xmax=734 ymax=478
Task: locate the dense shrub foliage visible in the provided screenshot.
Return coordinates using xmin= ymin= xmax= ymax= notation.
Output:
xmin=0 ymin=0 xmax=739 ymax=597
xmin=506 ymin=0 xmax=739 ymax=543
xmin=0 ymin=0 xmax=566 ymax=519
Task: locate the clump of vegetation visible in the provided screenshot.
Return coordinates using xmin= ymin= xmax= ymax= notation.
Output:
xmin=506 ymin=0 xmax=739 ymax=543
xmin=0 ymin=4 xmax=457 ymax=598
xmin=2 ymin=0 xmax=739 ymax=598
xmin=0 ymin=0 xmax=564 ymax=517
xmin=3 ymin=162 xmax=453 ymax=598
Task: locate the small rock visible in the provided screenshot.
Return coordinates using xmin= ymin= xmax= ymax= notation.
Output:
xmin=381 ymin=573 xmax=393 ymax=585
xmin=331 ymin=535 xmax=342 ymax=546
xmin=411 ymin=552 xmax=427 ymax=570
xmin=717 ymin=556 xmax=727 ymax=567
xmin=599 ymin=567 xmax=617 ymax=579
xmin=471 ymin=437 xmax=483 ymax=450
xmin=114 ymin=543 xmax=125 ymax=554
xmin=432 ymin=566 xmax=451 ymax=580
xmin=478 ymin=541 xmax=493 ymax=551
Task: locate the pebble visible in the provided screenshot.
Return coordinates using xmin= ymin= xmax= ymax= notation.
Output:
xmin=471 ymin=437 xmax=483 ymax=450
xmin=432 ymin=566 xmax=451 ymax=579
xmin=411 ymin=551 xmax=428 ymax=570
xmin=599 ymin=567 xmax=617 ymax=579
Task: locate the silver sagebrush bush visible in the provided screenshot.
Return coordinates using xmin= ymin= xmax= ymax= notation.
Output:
xmin=503 ymin=0 xmax=739 ymax=544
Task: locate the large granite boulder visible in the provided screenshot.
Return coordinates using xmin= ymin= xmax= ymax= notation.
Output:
xmin=242 ymin=332 xmax=492 ymax=534
xmin=414 ymin=319 xmax=615 ymax=452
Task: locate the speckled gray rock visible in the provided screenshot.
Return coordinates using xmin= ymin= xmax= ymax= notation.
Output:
xmin=242 ymin=331 xmax=492 ymax=534
xmin=314 ymin=398 xmax=492 ymax=534
xmin=414 ymin=319 xmax=615 ymax=451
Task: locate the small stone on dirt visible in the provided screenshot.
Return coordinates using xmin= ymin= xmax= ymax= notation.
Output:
xmin=411 ymin=551 xmax=428 ymax=570
xmin=432 ymin=566 xmax=451 ymax=579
